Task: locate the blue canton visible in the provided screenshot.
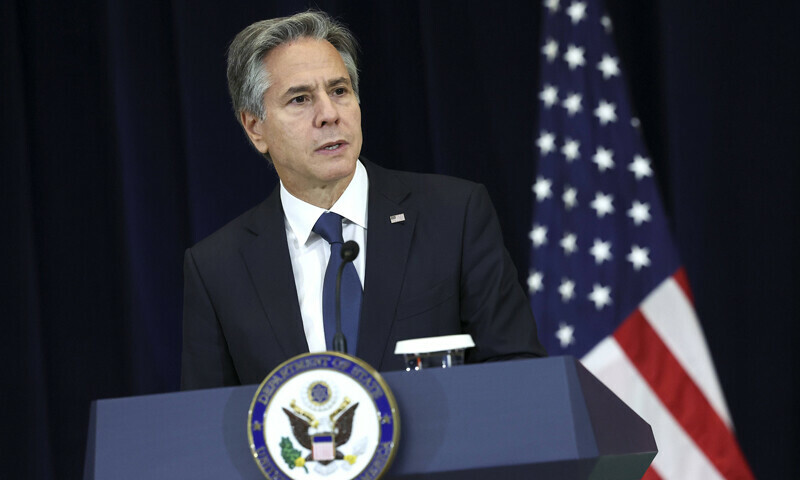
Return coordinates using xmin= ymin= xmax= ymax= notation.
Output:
xmin=529 ymin=0 xmax=680 ymax=357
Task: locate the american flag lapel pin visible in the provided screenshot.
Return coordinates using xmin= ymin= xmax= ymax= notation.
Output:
xmin=389 ymin=213 xmax=405 ymax=224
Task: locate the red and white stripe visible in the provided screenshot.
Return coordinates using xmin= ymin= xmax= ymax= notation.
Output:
xmin=582 ymin=268 xmax=754 ymax=480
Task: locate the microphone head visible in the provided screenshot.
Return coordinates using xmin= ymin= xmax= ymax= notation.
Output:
xmin=341 ymin=240 xmax=360 ymax=262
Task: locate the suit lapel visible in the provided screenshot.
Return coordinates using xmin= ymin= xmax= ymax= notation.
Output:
xmin=240 ymin=190 xmax=309 ymax=360
xmin=357 ymin=161 xmax=415 ymax=368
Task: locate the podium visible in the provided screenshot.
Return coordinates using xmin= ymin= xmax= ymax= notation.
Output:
xmin=84 ymin=356 xmax=656 ymax=479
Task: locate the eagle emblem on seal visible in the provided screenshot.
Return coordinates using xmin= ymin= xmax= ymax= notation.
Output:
xmin=279 ymin=387 xmax=360 ymax=472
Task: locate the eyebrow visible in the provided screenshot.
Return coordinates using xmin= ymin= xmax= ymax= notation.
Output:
xmin=326 ymin=77 xmax=351 ymax=89
xmin=282 ymin=77 xmax=352 ymax=99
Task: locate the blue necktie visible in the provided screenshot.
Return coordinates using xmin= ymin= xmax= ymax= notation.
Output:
xmin=312 ymin=212 xmax=361 ymax=354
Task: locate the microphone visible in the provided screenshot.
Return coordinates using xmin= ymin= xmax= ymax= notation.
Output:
xmin=334 ymin=241 xmax=360 ymax=354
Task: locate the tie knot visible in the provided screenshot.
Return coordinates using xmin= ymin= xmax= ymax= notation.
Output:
xmin=313 ymin=211 xmax=344 ymax=244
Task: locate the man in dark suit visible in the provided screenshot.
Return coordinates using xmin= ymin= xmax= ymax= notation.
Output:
xmin=181 ymin=11 xmax=545 ymax=390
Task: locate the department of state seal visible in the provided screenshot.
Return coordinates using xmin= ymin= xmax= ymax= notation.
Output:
xmin=248 ymin=352 xmax=400 ymax=480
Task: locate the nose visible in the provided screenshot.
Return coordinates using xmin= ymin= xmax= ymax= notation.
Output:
xmin=314 ymin=94 xmax=340 ymax=128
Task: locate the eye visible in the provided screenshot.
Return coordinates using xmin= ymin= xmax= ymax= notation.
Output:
xmin=333 ymin=87 xmax=347 ymax=96
xmin=290 ymin=95 xmax=308 ymax=105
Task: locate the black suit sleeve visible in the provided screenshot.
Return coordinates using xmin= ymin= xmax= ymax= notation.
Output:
xmin=181 ymin=248 xmax=239 ymax=389
xmin=459 ymin=184 xmax=547 ymax=362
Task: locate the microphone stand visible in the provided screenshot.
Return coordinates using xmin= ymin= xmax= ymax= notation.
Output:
xmin=333 ymin=241 xmax=359 ymax=354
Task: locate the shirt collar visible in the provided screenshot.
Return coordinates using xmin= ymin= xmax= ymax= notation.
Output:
xmin=280 ymin=160 xmax=369 ymax=246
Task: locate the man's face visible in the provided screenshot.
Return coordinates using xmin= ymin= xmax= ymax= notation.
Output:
xmin=244 ymin=38 xmax=362 ymax=202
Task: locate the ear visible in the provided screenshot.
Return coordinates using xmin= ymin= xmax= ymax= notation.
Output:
xmin=240 ymin=111 xmax=269 ymax=154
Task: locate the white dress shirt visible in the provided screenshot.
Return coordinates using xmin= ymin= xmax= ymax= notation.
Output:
xmin=280 ymin=160 xmax=368 ymax=352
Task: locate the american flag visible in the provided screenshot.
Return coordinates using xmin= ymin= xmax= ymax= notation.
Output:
xmin=528 ymin=1 xmax=754 ymax=478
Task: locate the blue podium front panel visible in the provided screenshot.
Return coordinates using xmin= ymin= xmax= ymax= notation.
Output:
xmin=84 ymin=357 xmax=655 ymax=479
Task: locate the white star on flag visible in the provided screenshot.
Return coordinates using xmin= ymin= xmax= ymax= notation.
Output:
xmin=594 ymin=99 xmax=617 ymax=125
xmin=560 ymin=232 xmax=578 ymax=255
xmin=566 ymin=1 xmax=588 ymax=24
xmin=587 ymin=283 xmax=612 ymax=310
xmin=537 ymin=131 xmax=557 ymax=155
xmin=529 ymin=224 xmax=548 ymax=247
xmin=600 ymin=15 xmax=612 ymax=32
xmin=592 ymin=146 xmax=615 ymax=171
xmin=589 ymin=238 xmax=612 ymax=264
xmin=627 ymin=201 xmax=652 ymax=226
xmin=590 ymin=191 xmax=614 ymax=217
xmin=562 ymin=92 xmax=583 ymax=116
xmin=629 ymin=155 xmax=653 ymax=180
xmin=544 ymin=0 xmax=560 ymax=14
xmin=539 ymin=84 xmax=559 ymax=108
xmin=561 ymin=138 xmax=581 ymax=162
xmin=562 ymin=186 xmax=578 ymax=210
xmin=527 ymin=270 xmax=544 ymax=293
xmin=555 ymin=322 xmax=575 ymax=348
xmin=542 ymin=38 xmax=559 ymax=63
xmin=563 ymin=44 xmax=586 ymax=70
xmin=627 ymin=245 xmax=651 ymax=271
xmin=597 ymin=54 xmax=620 ymax=79
xmin=532 ymin=176 xmax=553 ymax=201
xmin=558 ymin=278 xmax=576 ymax=302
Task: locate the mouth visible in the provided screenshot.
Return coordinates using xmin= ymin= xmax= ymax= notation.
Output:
xmin=317 ymin=141 xmax=347 ymax=152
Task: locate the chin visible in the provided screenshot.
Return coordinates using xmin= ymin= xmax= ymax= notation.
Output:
xmin=331 ymin=154 xmax=358 ymax=170
xmin=315 ymin=157 xmax=355 ymax=181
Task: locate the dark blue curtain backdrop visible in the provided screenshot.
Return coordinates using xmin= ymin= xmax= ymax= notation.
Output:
xmin=3 ymin=1 xmax=798 ymax=478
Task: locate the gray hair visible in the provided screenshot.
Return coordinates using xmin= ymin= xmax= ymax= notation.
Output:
xmin=226 ymin=10 xmax=360 ymax=122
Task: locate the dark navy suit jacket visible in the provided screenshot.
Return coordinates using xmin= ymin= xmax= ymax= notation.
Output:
xmin=181 ymin=159 xmax=546 ymax=389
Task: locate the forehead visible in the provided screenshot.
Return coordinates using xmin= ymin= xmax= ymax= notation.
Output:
xmin=263 ymin=38 xmax=348 ymax=87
